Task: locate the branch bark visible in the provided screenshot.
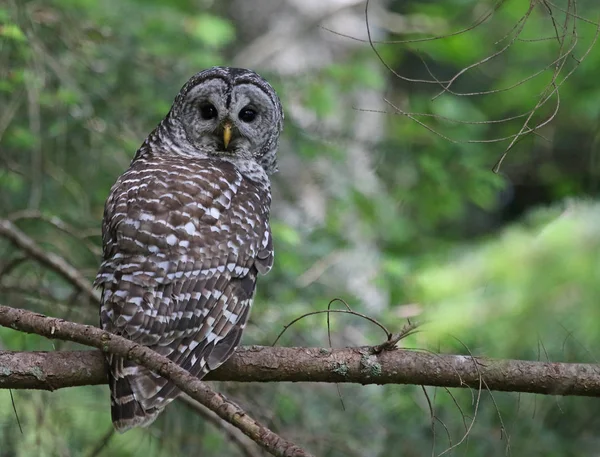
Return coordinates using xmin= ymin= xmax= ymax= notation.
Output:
xmin=0 ymin=305 xmax=313 ymax=457
xmin=2 ymin=345 xmax=600 ymax=396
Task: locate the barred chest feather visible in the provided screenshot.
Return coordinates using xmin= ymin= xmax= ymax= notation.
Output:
xmin=97 ymin=154 xmax=273 ymax=291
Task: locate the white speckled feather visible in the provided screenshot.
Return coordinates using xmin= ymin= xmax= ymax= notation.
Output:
xmin=95 ymin=66 xmax=282 ymax=432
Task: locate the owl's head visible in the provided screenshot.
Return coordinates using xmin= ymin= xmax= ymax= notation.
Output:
xmin=164 ymin=67 xmax=284 ymax=175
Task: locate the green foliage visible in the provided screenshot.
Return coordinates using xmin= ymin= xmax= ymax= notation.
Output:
xmin=412 ymin=201 xmax=600 ymax=357
xmin=187 ymin=14 xmax=236 ymax=48
xmin=1 ymin=0 xmax=600 ymax=456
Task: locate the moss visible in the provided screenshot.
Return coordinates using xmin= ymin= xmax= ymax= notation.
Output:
xmin=369 ymin=362 xmax=382 ymax=377
xmin=331 ymin=362 xmax=349 ymax=377
xmin=29 ymin=366 xmax=46 ymax=381
xmin=360 ymin=353 xmax=382 ymax=378
xmin=101 ymin=332 xmax=111 ymax=352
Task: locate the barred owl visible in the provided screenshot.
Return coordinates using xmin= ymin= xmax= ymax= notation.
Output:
xmin=95 ymin=67 xmax=283 ymax=432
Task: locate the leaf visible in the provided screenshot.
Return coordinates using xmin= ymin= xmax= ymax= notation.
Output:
xmin=272 ymin=222 xmax=301 ymax=246
xmin=0 ymin=23 xmax=27 ymax=42
xmin=187 ymin=14 xmax=235 ymax=48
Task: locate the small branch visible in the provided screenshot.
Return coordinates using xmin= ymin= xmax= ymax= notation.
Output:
xmin=0 ymin=219 xmax=99 ymax=305
xmin=2 ymin=345 xmax=600 ymax=397
xmin=180 ymin=395 xmax=263 ymax=457
xmin=86 ymin=427 xmax=115 ymax=457
xmin=8 ymin=210 xmax=102 ymax=256
xmin=0 ymin=305 xmax=313 ymax=457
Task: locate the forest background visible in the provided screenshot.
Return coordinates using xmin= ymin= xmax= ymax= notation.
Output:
xmin=1 ymin=0 xmax=600 ymax=456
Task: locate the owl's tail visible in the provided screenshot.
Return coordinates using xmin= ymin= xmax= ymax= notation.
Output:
xmin=107 ymin=354 xmax=175 ymax=433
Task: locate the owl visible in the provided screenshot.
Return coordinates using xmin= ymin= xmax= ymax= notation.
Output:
xmin=94 ymin=67 xmax=284 ymax=432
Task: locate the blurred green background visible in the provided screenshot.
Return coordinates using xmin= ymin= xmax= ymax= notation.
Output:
xmin=1 ymin=0 xmax=600 ymax=455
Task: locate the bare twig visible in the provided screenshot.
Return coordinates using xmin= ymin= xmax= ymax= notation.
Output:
xmin=351 ymin=0 xmax=599 ymax=169
xmin=272 ymin=308 xmax=391 ymax=346
xmin=86 ymin=427 xmax=115 ymax=457
xmin=321 ymin=0 xmax=506 ymax=46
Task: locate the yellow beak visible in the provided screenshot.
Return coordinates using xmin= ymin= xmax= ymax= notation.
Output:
xmin=223 ymin=121 xmax=232 ymax=149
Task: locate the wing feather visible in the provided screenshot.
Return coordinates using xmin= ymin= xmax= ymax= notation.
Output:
xmin=97 ymin=155 xmax=272 ymax=431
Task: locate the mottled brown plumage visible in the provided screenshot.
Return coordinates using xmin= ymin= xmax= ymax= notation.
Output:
xmin=95 ymin=67 xmax=283 ymax=432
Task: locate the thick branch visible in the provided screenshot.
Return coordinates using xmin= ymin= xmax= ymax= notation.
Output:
xmin=0 ymin=305 xmax=313 ymax=457
xmin=2 ymin=346 xmax=600 ymax=397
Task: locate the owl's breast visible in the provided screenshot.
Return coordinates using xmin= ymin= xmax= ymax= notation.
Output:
xmin=97 ymin=155 xmax=272 ymax=288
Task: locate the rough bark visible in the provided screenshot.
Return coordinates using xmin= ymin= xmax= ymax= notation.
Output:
xmin=2 ymin=346 xmax=600 ymax=397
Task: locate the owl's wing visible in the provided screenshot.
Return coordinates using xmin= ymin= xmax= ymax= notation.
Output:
xmin=96 ymin=156 xmax=273 ymax=432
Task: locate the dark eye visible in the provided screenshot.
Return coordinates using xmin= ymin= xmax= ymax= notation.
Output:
xmin=238 ymin=107 xmax=257 ymax=123
xmin=199 ymin=103 xmax=218 ymax=120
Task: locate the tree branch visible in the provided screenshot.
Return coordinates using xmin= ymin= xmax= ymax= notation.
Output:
xmin=2 ymin=345 xmax=600 ymax=396
xmin=0 ymin=217 xmax=309 ymax=456
xmin=3 ymin=217 xmax=600 ymax=455
xmin=0 ymin=219 xmax=99 ymax=304
xmin=179 ymin=394 xmax=264 ymax=457
xmin=0 ymin=305 xmax=313 ymax=457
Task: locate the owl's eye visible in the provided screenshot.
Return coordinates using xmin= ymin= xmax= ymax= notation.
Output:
xmin=238 ymin=107 xmax=257 ymax=123
xmin=199 ymin=103 xmax=218 ymax=120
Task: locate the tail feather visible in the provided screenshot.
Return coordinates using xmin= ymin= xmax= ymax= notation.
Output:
xmin=142 ymin=313 xmax=248 ymax=410
xmin=105 ymin=283 xmax=253 ymax=432
xmin=107 ymin=355 xmax=172 ymax=433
